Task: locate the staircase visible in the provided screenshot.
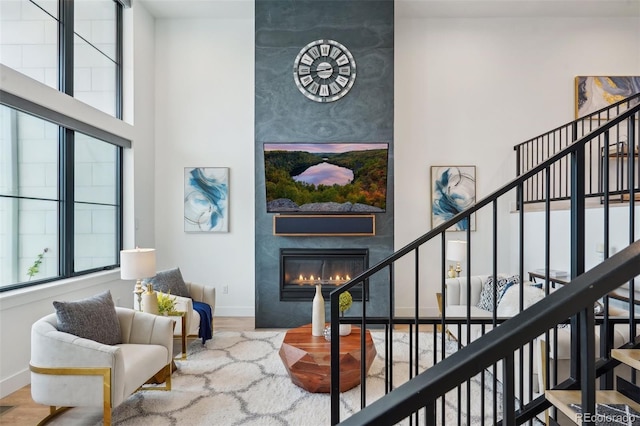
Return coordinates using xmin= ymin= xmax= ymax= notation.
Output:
xmin=327 ymin=93 xmax=640 ymax=425
xmin=546 ymin=350 xmax=640 ymax=424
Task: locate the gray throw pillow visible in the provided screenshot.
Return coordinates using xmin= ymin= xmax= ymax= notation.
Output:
xmin=53 ymin=290 xmax=122 ymax=345
xmin=144 ymin=267 xmax=190 ymax=298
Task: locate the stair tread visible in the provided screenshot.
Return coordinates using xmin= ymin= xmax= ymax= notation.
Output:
xmin=546 ymin=390 xmax=640 ymax=424
xmin=612 ymin=348 xmax=640 ymax=370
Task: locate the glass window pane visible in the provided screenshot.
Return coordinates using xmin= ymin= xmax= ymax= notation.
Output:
xmin=75 ymin=132 xmax=117 ymax=204
xmin=74 ymin=203 xmax=116 ymax=272
xmin=31 ymin=0 xmax=58 ymax=19
xmin=0 ymin=105 xmax=59 ymax=200
xmin=0 ymin=0 xmax=58 ymax=89
xmin=74 ymin=34 xmax=116 ymax=117
xmin=75 ymin=0 xmax=116 ymax=61
xmin=0 ymin=197 xmax=59 ymax=287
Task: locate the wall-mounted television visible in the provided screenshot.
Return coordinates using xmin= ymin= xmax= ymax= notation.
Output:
xmin=264 ymin=142 xmax=389 ymax=213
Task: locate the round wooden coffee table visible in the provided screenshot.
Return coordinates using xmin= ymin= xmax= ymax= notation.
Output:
xmin=278 ymin=323 xmax=377 ymax=393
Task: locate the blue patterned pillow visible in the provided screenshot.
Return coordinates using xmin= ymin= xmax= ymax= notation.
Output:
xmin=477 ymin=275 xmax=510 ymax=312
xmin=144 ymin=267 xmax=190 ymax=298
xmin=499 ymin=275 xmax=520 ymax=303
xmin=53 ymin=290 xmax=122 ymax=345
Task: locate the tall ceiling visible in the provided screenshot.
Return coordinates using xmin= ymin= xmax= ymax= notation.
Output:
xmin=137 ymin=0 xmax=640 ymax=19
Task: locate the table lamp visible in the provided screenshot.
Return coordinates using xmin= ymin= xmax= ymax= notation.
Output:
xmin=447 ymin=240 xmax=467 ymax=278
xmin=120 ymin=248 xmax=156 ymax=312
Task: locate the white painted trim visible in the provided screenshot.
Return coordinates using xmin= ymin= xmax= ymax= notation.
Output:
xmin=214 ymin=306 xmax=255 ymax=317
xmin=0 ymin=270 xmax=122 ymax=310
xmin=0 ymin=368 xmax=29 ymax=399
xmin=0 ymin=64 xmax=134 ymax=140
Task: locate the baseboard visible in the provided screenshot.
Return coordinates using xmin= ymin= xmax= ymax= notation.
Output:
xmin=0 ymin=368 xmax=30 ymax=399
xmin=214 ymin=306 xmax=255 ymax=317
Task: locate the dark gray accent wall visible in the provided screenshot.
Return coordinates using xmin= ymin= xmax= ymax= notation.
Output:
xmin=255 ymin=0 xmax=394 ymax=328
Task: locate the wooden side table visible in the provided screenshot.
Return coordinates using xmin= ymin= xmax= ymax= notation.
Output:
xmin=167 ymin=311 xmax=187 ymax=360
xmin=279 ymin=323 xmax=377 ymax=393
xmin=146 ymin=311 xmax=186 ymax=384
xmin=528 ymin=271 xmax=569 ymax=288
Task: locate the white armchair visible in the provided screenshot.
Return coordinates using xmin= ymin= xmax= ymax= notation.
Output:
xmin=30 ymin=307 xmax=174 ymax=425
xmin=138 ymin=268 xmax=216 ymax=346
xmin=136 ymin=281 xmax=216 ymax=342
xmin=165 ymin=282 xmax=216 ymax=340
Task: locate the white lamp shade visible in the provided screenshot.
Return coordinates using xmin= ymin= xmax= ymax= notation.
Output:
xmin=120 ymin=248 xmax=156 ymax=280
xmin=447 ymin=240 xmax=467 ymax=262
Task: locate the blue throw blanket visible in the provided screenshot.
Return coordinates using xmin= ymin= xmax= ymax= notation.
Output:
xmin=192 ymin=301 xmax=212 ymax=344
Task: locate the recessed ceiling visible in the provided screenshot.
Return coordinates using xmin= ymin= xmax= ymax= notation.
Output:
xmin=137 ymin=0 xmax=640 ymax=19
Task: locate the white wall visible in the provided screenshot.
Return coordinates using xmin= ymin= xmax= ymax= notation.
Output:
xmin=128 ymin=3 xmax=157 ymax=248
xmin=393 ymin=15 xmax=640 ymax=314
xmin=153 ymin=17 xmax=255 ymax=316
xmin=512 ymin=205 xmax=640 ymax=277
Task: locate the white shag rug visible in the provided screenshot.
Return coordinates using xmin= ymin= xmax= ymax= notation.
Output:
xmin=49 ymin=330 xmax=505 ymax=425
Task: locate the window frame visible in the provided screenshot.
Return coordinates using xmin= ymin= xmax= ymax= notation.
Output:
xmin=0 ymin=0 xmax=128 ymax=292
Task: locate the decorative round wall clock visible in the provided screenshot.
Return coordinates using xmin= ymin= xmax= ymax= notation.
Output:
xmin=293 ymin=39 xmax=356 ymax=103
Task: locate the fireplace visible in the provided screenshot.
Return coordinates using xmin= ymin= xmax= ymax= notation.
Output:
xmin=280 ymin=248 xmax=368 ymax=301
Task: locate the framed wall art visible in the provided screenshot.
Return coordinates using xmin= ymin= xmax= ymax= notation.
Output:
xmin=575 ymin=76 xmax=640 ymax=118
xmin=431 ymin=166 xmax=476 ymax=231
xmin=184 ymin=167 xmax=229 ymax=232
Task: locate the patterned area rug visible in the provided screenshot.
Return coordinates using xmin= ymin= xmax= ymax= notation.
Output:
xmin=49 ymin=330 xmax=505 ymax=425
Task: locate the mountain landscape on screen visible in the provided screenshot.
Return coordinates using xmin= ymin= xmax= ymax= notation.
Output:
xmin=264 ymin=143 xmax=389 ymax=213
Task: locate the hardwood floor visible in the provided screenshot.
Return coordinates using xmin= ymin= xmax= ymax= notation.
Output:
xmin=0 ymin=317 xmax=256 ymax=425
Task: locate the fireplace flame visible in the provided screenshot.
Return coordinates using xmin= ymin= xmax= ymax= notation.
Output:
xmin=291 ymin=273 xmax=351 ymax=285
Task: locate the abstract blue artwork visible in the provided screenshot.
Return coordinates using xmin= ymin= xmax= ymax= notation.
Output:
xmin=184 ymin=167 xmax=229 ymax=232
xmin=431 ymin=166 xmax=476 ymax=231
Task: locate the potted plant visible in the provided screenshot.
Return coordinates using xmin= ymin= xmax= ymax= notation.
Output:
xmin=157 ymin=292 xmax=177 ymax=315
xmin=339 ymin=291 xmax=353 ymax=335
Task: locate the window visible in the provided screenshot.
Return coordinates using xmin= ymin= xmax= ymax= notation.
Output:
xmin=74 ymin=132 xmax=120 ymax=272
xmin=0 ymin=104 xmax=124 ymax=290
xmin=0 ymin=0 xmax=127 ymax=291
xmin=0 ymin=0 xmax=123 ymax=117
xmin=74 ymin=0 xmax=119 ymax=116
xmin=0 ymin=0 xmax=59 ymax=89
xmin=0 ymin=106 xmax=59 ymax=285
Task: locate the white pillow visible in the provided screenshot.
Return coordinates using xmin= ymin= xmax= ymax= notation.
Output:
xmin=497 ymin=284 xmax=546 ymax=317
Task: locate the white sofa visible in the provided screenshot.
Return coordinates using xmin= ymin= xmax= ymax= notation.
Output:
xmin=442 ymin=274 xmax=636 ymax=397
xmin=31 ymin=307 xmax=174 ymax=425
xmin=441 ymin=275 xmax=539 ymax=400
